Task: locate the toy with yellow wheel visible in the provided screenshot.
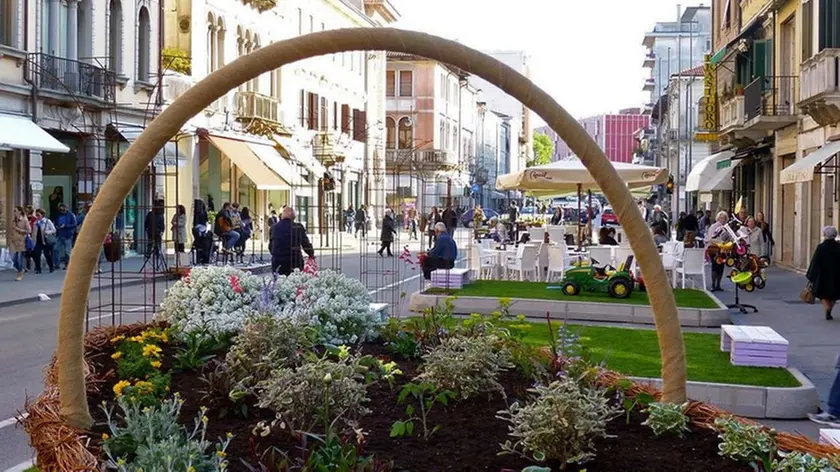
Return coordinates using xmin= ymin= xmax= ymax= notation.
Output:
xmin=731 ymin=270 xmax=756 ymax=292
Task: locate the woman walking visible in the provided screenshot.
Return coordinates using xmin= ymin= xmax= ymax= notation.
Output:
xmin=705 ymin=210 xmax=733 ymax=292
xmin=32 ymin=209 xmax=56 ymax=273
xmin=378 ymin=209 xmax=396 ymax=257
xmin=426 ymin=207 xmax=442 ymax=248
xmin=171 ymin=204 xmax=187 ymax=267
xmin=807 ymin=226 xmax=840 ymax=320
xmin=9 ymin=206 xmax=31 ymax=280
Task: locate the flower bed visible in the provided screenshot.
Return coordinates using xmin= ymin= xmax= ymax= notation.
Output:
xmin=22 ymin=269 xmax=840 ymax=471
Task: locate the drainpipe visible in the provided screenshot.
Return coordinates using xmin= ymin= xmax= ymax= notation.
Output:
xmin=23 ymin=0 xmax=39 ymax=122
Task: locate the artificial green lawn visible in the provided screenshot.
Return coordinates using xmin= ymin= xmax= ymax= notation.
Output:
xmin=504 ymin=321 xmax=800 ymax=388
xmin=428 ymin=280 xmax=720 ymax=309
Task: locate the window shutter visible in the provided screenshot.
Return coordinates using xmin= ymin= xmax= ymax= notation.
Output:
xmin=386 ymin=70 xmax=395 ymax=97
xmin=359 ymin=110 xmax=367 ymax=141
xmin=752 ymin=39 xmax=767 ymax=81
xmin=341 ymin=104 xmax=350 ymax=134
xmin=299 ymin=90 xmax=306 ymax=127
xmin=320 ymin=97 xmax=328 ymax=131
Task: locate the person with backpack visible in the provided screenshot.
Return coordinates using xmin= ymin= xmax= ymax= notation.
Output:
xmin=53 ymin=203 xmax=77 ymax=270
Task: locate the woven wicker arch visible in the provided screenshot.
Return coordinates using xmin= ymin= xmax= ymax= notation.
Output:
xmin=57 ymin=28 xmax=687 ymax=428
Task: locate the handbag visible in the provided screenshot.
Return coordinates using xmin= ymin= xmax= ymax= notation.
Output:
xmin=25 ymin=235 xmax=35 ymax=252
xmin=800 ymin=282 xmax=816 ymax=305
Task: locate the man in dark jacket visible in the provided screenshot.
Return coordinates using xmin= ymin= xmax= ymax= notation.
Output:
xmin=442 ymin=205 xmax=458 ymax=234
xmin=421 ymin=222 xmax=458 ymax=280
xmin=270 ymin=207 xmax=315 ymax=275
xmin=354 ymin=206 xmax=367 ymax=238
xmin=378 ymin=209 xmax=397 ymax=257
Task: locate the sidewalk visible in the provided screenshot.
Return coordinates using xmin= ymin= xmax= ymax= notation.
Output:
xmin=713 ymin=266 xmax=839 ymax=440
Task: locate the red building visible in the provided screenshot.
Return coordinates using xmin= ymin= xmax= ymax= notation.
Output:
xmin=537 ymin=108 xmax=649 ymax=163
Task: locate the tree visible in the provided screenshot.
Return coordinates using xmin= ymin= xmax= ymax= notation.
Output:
xmin=530 ymin=133 xmax=553 ymax=167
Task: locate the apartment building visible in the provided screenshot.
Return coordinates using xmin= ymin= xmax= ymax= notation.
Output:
xmin=383 ymin=52 xmax=478 ymax=212
xmin=161 ymin=0 xmax=398 ymax=233
xmin=475 ymin=103 xmax=514 ymax=211
xmin=0 ymin=0 xmax=162 ymax=251
xmin=538 ymin=110 xmax=650 ymax=164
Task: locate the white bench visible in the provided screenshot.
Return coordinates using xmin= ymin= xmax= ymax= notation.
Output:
xmin=820 ymin=429 xmax=840 ymax=447
xmin=369 ymin=303 xmax=390 ymax=323
xmin=720 ymin=325 xmax=788 ymax=368
xmin=430 ymin=268 xmax=471 ymax=289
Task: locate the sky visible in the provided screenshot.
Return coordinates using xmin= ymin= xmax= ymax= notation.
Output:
xmin=394 ymin=0 xmax=693 ymax=122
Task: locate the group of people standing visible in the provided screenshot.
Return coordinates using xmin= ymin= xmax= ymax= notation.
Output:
xmin=9 ymin=201 xmax=80 ymax=281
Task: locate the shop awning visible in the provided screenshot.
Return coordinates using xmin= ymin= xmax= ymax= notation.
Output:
xmin=705 ymin=155 xmax=743 ymax=192
xmin=276 ymin=136 xmax=327 ymax=178
xmin=0 ymin=114 xmax=70 ymax=153
xmin=685 ymin=150 xmax=736 ymax=192
xmin=207 ymin=135 xmax=290 ymax=190
xmin=780 ymin=140 xmax=840 ymax=184
xmin=113 ymin=126 xmax=188 ymax=167
xmin=247 ymin=143 xmax=301 ymax=187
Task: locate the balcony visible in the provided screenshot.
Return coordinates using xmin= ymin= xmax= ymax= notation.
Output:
xmin=385 ymin=148 xmax=457 ymax=169
xmin=799 ymin=48 xmax=840 ymax=126
xmin=364 ymin=0 xmax=400 ymax=22
xmin=312 ymin=130 xmax=347 ymax=166
xmin=162 ymin=71 xmax=194 ymax=104
xmin=643 ymin=51 xmax=656 ymax=69
xmin=235 ymin=91 xmax=280 ymax=123
xmin=642 ymin=78 xmax=655 ymax=92
xmin=720 ymin=75 xmax=798 ymax=143
xmin=27 ymin=53 xmax=116 ymax=104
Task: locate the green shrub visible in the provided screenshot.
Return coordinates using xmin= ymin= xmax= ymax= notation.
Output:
xmin=173 ymin=330 xmax=222 ymax=371
xmin=714 ymin=416 xmax=777 ymax=470
xmin=226 ymin=315 xmax=313 ymax=389
xmin=415 ymin=334 xmax=513 ymax=399
xmin=256 ymin=352 xmax=370 ymax=431
xmin=101 ymin=395 xmax=231 ymax=471
xmin=642 ymin=402 xmax=690 ymax=437
xmin=498 ymin=378 xmax=621 ymax=466
xmin=772 ymin=451 xmax=836 ymax=472
xmin=199 ymin=360 xmax=250 ymax=419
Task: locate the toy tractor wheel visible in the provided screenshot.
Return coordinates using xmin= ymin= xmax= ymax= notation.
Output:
xmin=754 ymin=276 xmax=766 ymax=290
xmin=726 ymin=257 xmax=736 ymax=267
xmin=744 ymin=283 xmax=756 ymax=293
xmin=608 ymin=278 xmax=633 ymax=299
xmin=715 ymin=256 xmax=725 ymax=265
xmin=562 ymin=282 xmax=581 ymax=296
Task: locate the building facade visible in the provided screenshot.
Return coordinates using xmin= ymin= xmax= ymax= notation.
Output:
xmin=161 ymin=0 xmax=398 ymax=237
xmin=474 ymin=103 xmax=513 ymax=211
xmin=0 ymin=0 xmax=162 ymax=251
xmin=383 ymin=53 xmax=478 ymax=213
xmin=539 ymin=110 xmax=650 ymax=164
xmin=468 ymin=50 xmax=532 ymax=174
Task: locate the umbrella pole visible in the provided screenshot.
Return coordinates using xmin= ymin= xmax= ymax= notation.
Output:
xmin=577 ymin=183 xmax=582 ymax=252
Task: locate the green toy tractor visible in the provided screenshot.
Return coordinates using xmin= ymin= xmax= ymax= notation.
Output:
xmin=557 ymin=255 xmax=636 ymax=299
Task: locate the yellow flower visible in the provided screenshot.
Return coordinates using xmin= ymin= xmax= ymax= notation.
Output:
xmin=142 ymin=344 xmax=162 ymax=358
xmin=134 ymin=381 xmax=154 ymax=393
xmin=110 ymin=335 xmax=125 ymax=344
xmin=113 ymin=380 xmax=131 ymax=396
xmin=216 ymin=450 xmax=227 ymax=458
xmin=226 ymin=432 xmax=233 ymax=439
xmin=201 ymin=415 xmax=209 ymax=424
xmin=150 ymin=360 xmax=162 ymax=368
xmin=187 ymin=467 xmax=196 ymax=472
xmin=111 ymin=352 xmax=122 ymax=360
xmin=101 ymin=433 xmax=109 ymax=440
xmin=129 ymin=335 xmax=144 ymax=343
xmin=160 ymin=332 xmax=168 ymax=343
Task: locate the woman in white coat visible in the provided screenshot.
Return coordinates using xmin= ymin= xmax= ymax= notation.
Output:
xmin=738 ymin=216 xmax=764 ymax=257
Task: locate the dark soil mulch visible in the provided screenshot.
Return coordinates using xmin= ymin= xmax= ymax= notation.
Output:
xmin=85 ymin=340 xmax=751 ymax=472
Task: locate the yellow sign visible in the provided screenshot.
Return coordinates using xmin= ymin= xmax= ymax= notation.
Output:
xmin=695 ymin=131 xmax=719 ymax=142
xmin=702 ymin=54 xmax=718 ymax=132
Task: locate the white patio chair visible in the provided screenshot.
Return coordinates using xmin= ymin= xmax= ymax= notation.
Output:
xmin=588 ymin=246 xmax=614 ymax=268
xmin=673 ymin=247 xmax=707 ymax=290
xmin=505 ymin=244 xmax=540 ymax=281
xmin=480 ymin=239 xmax=496 ymax=251
xmin=547 ymin=225 xmax=565 ymax=244
xmin=537 ymin=242 xmax=550 ymax=281
xmin=470 ymin=245 xmax=497 ymax=280
xmin=546 ymin=245 xmax=567 ymax=282
xmin=613 ymin=247 xmax=635 ymax=274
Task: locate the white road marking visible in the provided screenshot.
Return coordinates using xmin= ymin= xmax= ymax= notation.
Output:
xmin=0 ymin=413 xmax=27 ymax=430
xmin=4 ymin=460 xmax=34 ymax=472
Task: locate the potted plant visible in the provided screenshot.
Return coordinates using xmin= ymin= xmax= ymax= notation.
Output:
xmin=734 ymin=84 xmax=744 ymax=96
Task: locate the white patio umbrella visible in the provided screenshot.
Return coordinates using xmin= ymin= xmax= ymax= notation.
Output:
xmin=495 ymin=160 xmax=668 ymax=196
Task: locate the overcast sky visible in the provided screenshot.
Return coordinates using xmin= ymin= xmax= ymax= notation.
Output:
xmin=394 ymin=0 xmax=694 ymax=122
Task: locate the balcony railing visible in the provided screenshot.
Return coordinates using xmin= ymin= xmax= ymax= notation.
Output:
xmin=743 ymin=75 xmax=797 ymax=122
xmin=643 ymin=78 xmax=655 ymax=91
xmin=162 ymin=71 xmax=194 ymax=104
xmin=385 ymin=149 xmax=456 ymax=167
xmin=235 ymin=91 xmax=280 ymax=123
xmin=28 ymin=53 xmax=116 ymax=103
xmin=720 ymin=96 xmax=745 ymax=130
xmin=799 ymin=48 xmax=840 ymax=126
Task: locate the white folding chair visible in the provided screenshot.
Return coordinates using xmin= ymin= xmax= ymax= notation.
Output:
xmin=673 ymin=247 xmax=707 ymax=290
xmin=546 ymin=245 xmax=567 ymax=282
xmin=547 ymin=225 xmax=565 ymax=244
xmin=506 ymin=244 xmax=540 ymax=281
xmin=537 ymin=242 xmax=550 ymax=281
xmin=588 ymin=246 xmax=614 ymax=268
xmin=470 ymin=245 xmax=497 ymax=280
xmin=613 ymin=247 xmax=635 ymax=274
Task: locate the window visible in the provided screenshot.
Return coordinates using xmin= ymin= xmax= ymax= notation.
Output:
xmin=803 ymin=0 xmax=813 ymax=59
xmin=385 ymin=117 xmax=396 ymax=149
xmin=341 ymin=104 xmax=350 ymax=133
xmin=270 ymin=65 xmax=281 ymax=99
xmin=299 ymin=90 xmax=307 ymax=127
xmin=352 ymin=109 xmax=367 ymax=141
xmin=399 ymin=70 xmax=413 ymax=97
xmin=439 ymin=120 xmax=445 ymax=146
xmin=0 ymin=0 xmax=15 ymax=47
xmin=109 ymin=0 xmax=123 ymax=72
xmin=307 ymin=92 xmax=319 ymax=130
xmin=320 ymin=97 xmax=328 ymax=131
xmin=215 ymin=18 xmax=225 ymax=70
xmin=398 ymin=117 xmax=413 ymax=149
xmin=819 ymin=0 xmax=840 ymax=51
xmin=137 ymin=7 xmax=151 ymax=81
xmin=385 ymin=70 xmax=395 ymax=97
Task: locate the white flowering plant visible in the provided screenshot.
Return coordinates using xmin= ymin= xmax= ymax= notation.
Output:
xmin=272 ymin=269 xmax=378 ymax=345
xmin=158 ymin=266 xmax=263 ymax=335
